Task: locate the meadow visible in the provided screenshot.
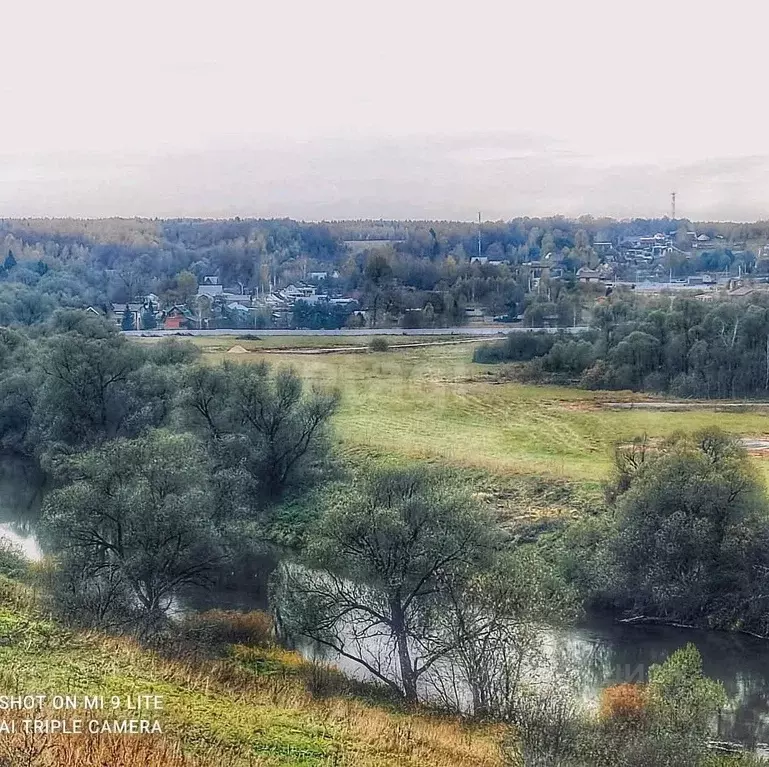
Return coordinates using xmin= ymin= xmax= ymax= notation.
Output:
xmin=188 ymin=338 xmax=769 ymax=491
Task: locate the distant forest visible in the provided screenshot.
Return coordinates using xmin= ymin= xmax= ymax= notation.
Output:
xmin=475 ymin=295 xmax=769 ymax=398
xmin=0 ymin=215 xmax=765 ymax=328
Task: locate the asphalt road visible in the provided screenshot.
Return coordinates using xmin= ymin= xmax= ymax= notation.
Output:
xmin=125 ymin=326 xmax=589 ymax=338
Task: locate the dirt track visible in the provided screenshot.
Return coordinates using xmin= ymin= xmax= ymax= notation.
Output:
xmin=255 ymin=338 xmax=490 ymax=354
xmin=603 ymin=401 xmax=769 ymax=411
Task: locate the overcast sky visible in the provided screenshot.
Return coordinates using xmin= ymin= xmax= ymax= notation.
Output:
xmin=1 ymin=0 xmax=767 ymax=220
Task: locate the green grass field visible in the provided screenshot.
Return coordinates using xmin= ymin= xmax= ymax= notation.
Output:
xmin=0 ymin=579 xmax=503 ymax=767
xmin=200 ymin=341 xmax=769 ymax=488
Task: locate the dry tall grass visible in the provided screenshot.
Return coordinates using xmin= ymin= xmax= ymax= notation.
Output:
xmin=599 ymin=683 xmax=648 ymax=723
xmin=0 ymin=605 xmax=506 ymax=767
xmin=0 ymin=712 xmax=204 ymax=767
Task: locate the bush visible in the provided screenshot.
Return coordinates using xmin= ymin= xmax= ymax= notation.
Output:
xmin=669 ymin=372 xmax=706 ymax=398
xmin=599 ymin=683 xmax=647 ymax=723
xmin=145 ymin=338 xmax=201 ymax=366
xmin=176 ymin=610 xmax=274 ymax=650
xmin=579 ymin=359 xmax=613 ymax=389
xmin=642 ymin=371 xmax=669 ymax=393
xmin=544 ymin=340 xmax=596 ymax=375
xmin=507 ymin=647 xmax=731 ymax=767
xmin=368 ymin=337 xmax=389 ymax=352
xmin=473 ymin=332 xmax=560 ymax=364
xmin=42 ymin=557 xmax=141 ymax=632
xmin=0 ymin=538 xmax=27 ymax=580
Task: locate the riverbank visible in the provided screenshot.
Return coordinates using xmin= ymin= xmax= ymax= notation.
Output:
xmin=0 ymin=575 xmax=504 ymax=767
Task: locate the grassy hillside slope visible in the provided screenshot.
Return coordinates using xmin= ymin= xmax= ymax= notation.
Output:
xmin=0 ymin=579 xmax=503 ymax=767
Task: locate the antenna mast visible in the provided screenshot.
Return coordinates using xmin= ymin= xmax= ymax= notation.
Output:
xmin=671 ymin=192 xmax=676 ymax=221
xmin=477 ymin=211 xmax=482 ymax=259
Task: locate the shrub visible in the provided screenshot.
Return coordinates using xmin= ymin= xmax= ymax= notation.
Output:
xmin=579 ymin=359 xmax=613 ymax=389
xmin=43 ymin=557 xmax=141 ymax=632
xmin=368 ymin=337 xmax=389 ymax=352
xmin=473 ymin=332 xmax=560 ymax=364
xmin=544 ymin=340 xmax=596 ymax=375
xmin=642 ymin=371 xmax=669 ymax=393
xmin=507 ymin=647 xmax=730 ymax=767
xmin=176 ymin=610 xmax=274 ymax=650
xmin=145 ymin=338 xmax=201 ymax=365
xmin=599 ymin=683 xmax=647 ymax=723
xmin=0 ymin=538 xmax=27 ymax=579
xmin=669 ymin=372 xmax=706 ymax=398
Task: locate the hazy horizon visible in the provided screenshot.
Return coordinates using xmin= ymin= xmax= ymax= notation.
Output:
xmin=4 ymin=0 xmax=769 ymax=221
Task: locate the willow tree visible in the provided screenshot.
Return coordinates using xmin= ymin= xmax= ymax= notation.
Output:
xmin=41 ymin=430 xmax=221 ymax=628
xmin=276 ymin=467 xmax=501 ymax=703
xmin=178 ymin=361 xmax=339 ymax=507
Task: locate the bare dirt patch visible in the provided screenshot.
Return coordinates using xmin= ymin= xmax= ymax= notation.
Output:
xmin=256 ymin=338 xmax=487 ymax=355
xmin=602 ymin=401 xmax=769 ymax=412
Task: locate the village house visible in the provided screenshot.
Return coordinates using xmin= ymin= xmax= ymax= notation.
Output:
xmin=111 ymin=302 xmax=145 ymax=330
xmin=197 ymin=276 xmax=224 ymax=297
xmin=278 ymin=283 xmax=317 ymax=302
xmin=577 ymin=267 xmax=602 ymax=284
xmin=161 ymin=305 xmax=194 ymax=330
xmin=522 ymin=261 xmax=552 ymax=279
xmin=691 ymin=234 xmax=711 ymax=249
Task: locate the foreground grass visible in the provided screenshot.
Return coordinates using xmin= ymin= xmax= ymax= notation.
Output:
xmin=0 ymin=580 xmax=503 ymax=767
xmin=198 ymin=341 xmax=769 ymax=487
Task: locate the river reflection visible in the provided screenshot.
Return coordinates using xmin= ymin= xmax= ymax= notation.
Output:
xmin=551 ymin=618 xmax=769 ymax=748
xmin=0 ymin=458 xmax=44 ymax=560
xmin=177 ymin=549 xmax=277 ymax=613
xmin=289 ymin=582 xmax=769 ymax=750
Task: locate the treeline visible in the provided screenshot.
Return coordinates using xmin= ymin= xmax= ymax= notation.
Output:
xmin=0 ymin=215 xmax=764 ymax=330
xmin=0 ymin=310 xmax=338 ymax=628
xmin=327 ymin=216 xmax=769 ymax=260
xmin=475 ymin=295 xmax=769 ymax=398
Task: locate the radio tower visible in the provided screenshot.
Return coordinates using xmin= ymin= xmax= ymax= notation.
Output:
xmin=671 ymin=192 xmax=676 ymax=221
xmin=477 ymin=211 xmax=482 ymax=259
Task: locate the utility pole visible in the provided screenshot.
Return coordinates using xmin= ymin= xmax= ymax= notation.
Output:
xmin=477 ymin=211 xmax=482 ymax=259
xmin=765 ymin=333 xmax=769 ymax=391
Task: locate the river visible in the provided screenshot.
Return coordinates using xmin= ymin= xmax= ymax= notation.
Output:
xmin=3 ymin=464 xmax=769 ymax=751
xmin=552 ymin=619 xmax=769 ymax=750
xmin=290 ymin=599 xmax=769 ymax=750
